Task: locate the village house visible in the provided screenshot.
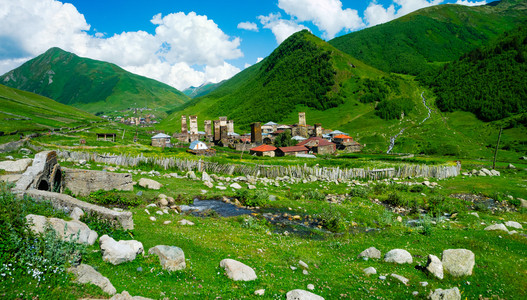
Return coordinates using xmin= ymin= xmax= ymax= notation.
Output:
xmin=333 ymin=134 xmax=362 ymax=153
xmin=250 ymin=144 xmax=277 ymax=157
xmin=151 ymin=133 xmax=171 ymax=147
xmin=96 ymin=133 xmax=116 ymax=142
xmin=261 ymin=121 xmax=278 ymax=134
xmin=296 ymin=137 xmax=336 ymax=155
xmin=187 ymin=140 xmax=216 ymax=156
xmin=276 ymin=145 xmax=309 ymax=157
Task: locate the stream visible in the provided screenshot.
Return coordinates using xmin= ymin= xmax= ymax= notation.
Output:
xmin=386 ymin=92 xmax=431 ymax=154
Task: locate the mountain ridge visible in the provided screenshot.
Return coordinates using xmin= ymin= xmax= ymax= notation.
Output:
xmin=0 ymin=47 xmax=190 ymax=114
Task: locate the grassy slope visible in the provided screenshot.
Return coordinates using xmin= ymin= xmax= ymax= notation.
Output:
xmin=329 ymin=0 xmax=527 ymax=75
xmin=0 ymin=84 xmax=100 ymax=133
xmin=160 ymin=30 xmax=416 ymax=132
xmin=0 ymin=48 xmax=189 ymax=114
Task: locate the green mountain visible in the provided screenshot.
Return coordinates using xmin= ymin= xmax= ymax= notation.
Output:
xmin=0 ymin=47 xmax=189 ymax=114
xmin=422 ymin=24 xmax=527 ymax=122
xmin=162 ymin=30 xmax=419 ymax=131
xmin=0 ymin=84 xmax=100 ymax=134
xmin=329 ymin=0 xmax=527 ymax=75
xmin=183 ymin=81 xmax=225 ymax=98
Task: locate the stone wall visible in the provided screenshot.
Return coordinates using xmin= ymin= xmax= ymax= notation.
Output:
xmin=23 ymin=189 xmax=134 ymax=230
xmin=62 ymin=168 xmax=133 ymax=196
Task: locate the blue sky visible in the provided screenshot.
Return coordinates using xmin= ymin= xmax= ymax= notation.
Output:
xmin=0 ymin=0 xmax=487 ymax=90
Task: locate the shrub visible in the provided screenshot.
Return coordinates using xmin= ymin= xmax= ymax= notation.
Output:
xmin=304 ymin=189 xmax=326 ymax=201
xmin=79 ymin=213 xmax=133 ymax=240
xmin=419 ymin=214 xmax=433 ymax=236
xmin=384 ymin=192 xmax=405 ymax=207
xmin=349 ymin=186 xmax=370 ymax=199
xmin=84 ymin=190 xmax=142 ymax=208
xmin=410 ymin=185 xmax=425 ymax=193
xmin=235 ymin=189 xmax=269 ymax=207
xmin=427 ymin=194 xmax=446 ymax=217
xmin=316 ymin=207 xmax=346 ymax=232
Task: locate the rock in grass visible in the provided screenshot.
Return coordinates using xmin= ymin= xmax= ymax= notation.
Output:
xmin=384 ymin=249 xmax=412 ymax=264
xmin=504 ymin=221 xmax=522 ymax=229
xmin=299 ymin=260 xmax=309 ymax=269
xmin=442 ymin=249 xmax=475 ymax=277
xmin=425 ymin=255 xmax=444 ymax=279
xmin=0 ymin=158 xmax=32 ymax=173
xmin=148 ymin=245 xmax=186 ymax=271
xmin=178 ymin=219 xmax=195 ymax=225
xmin=68 ymin=264 xmax=116 ymax=295
xmin=358 ymin=247 xmax=381 ymax=259
xmin=307 ymin=284 xmax=315 ymax=290
xmin=390 ymin=273 xmax=409 ymax=285
xmin=286 ymin=289 xmax=324 ymax=300
xmin=484 ymin=224 xmax=508 ymax=232
xmin=110 ymin=290 xmax=153 ymax=300
xmin=70 ymin=207 xmax=84 ymax=221
xmin=138 ymin=178 xmax=162 ymax=190
xmin=363 ymin=267 xmax=377 ymax=276
xmin=26 ymin=214 xmax=98 ymax=245
xmin=428 ymin=287 xmax=461 ymax=300
xmin=230 ymin=182 xmax=242 ymax=189
xmin=99 ymin=235 xmax=143 ymax=265
xmin=254 ymin=289 xmax=265 ymax=296
xmin=220 ymin=259 xmax=257 ymax=281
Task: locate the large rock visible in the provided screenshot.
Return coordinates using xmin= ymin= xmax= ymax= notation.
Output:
xmin=504 ymin=221 xmax=522 ymax=229
xmin=363 ymin=267 xmax=377 ymax=276
xmin=201 ymin=171 xmax=212 ymax=182
xmin=425 ymin=255 xmax=444 ymax=279
xmin=442 ymin=249 xmax=475 ymax=277
xmin=384 ymin=249 xmax=412 ymax=264
xmin=62 ymin=168 xmax=133 ymax=196
xmin=219 ymin=259 xmax=257 ymax=281
xmin=390 ymin=274 xmax=409 ymax=285
xmin=286 ymin=289 xmax=324 ymax=300
xmin=0 ymin=158 xmax=32 ymax=173
xmin=68 ymin=264 xmax=116 ymax=295
xmin=22 ymin=189 xmax=134 ymax=230
xmin=100 ymin=235 xmax=143 ymax=265
xmin=26 ymin=214 xmax=98 ymax=245
xmin=484 ymin=224 xmax=508 ymax=232
xmin=148 ymin=245 xmax=186 ymax=271
xmin=429 ymin=287 xmax=461 ymax=300
xmin=230 ymin=183 xmax=242 ymax=190
xmin=70 ymin=207 xmax=84 ymax=221
xmin=138 ymin=178 xmax=162 ymax=190
xmin=358 ymin=247 xmax=381 ymax=259
xmin=110 ymin=291 xmax=153 ymax=300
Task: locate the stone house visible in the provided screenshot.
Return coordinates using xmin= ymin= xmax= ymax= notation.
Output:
xmin=250 ymin=144 xmax=277 ymax=157
xmin=296 ymin=137 xmax=336 ymax=155
xmin=151 ymin=133 xmax=171 ymax=147
xmin=276 ymin=145 xmax=309 ymax=157
xmin=333 ymin=134 xmax=362 ymax=153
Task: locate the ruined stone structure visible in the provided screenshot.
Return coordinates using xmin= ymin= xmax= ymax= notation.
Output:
xmin=298 ymin=112 xmax=306 ymax=126
xmin=15 ymin=151 xmax=62 ymax=193
xmin=227 ymin=120 xmax=234 ymax=134
xmin=251 ymin=122 xmax=262 ymax=144
xmin=62 ymin=168 xmax=133 ymax=196
xmin=220 ymin=126 xmax=228 ymax=142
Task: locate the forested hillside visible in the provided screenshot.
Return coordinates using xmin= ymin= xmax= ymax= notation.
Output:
xmin=329 ymin=0 xmax=527 ymax=75
xmin=0 ymin=48 xmax=189 ymax=114
xmin=421 ymin=24 xmax=527 ymax=121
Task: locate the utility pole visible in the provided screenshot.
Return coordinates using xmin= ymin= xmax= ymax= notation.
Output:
xmin=492 ymin=127 xmax=503 ymax=170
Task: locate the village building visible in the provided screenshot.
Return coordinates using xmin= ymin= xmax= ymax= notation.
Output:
xmin=276 ymin=145 xmax=309 ymax=157
xmin=187 ymin=140 xmax=215 ymax=156
xmin=333 ymin=134 xmax=362 ymax=153
xmin=96 ymin=133 xmax=116 ymax=142
xmin=296 ymin=137 xmax=336 ymax=155
xmin=262 ymin=121 xmax=278 ymax=134
xmin=250 ymin=144 xmax=277 ymax=157
xmin=292 ymin=135 xmax=307 ymax=142
xmin=151 ymin=133 xmax=171 ymax=147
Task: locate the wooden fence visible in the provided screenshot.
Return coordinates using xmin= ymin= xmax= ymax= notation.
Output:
xmin=57 ymin=150 xmax=461 ymax=181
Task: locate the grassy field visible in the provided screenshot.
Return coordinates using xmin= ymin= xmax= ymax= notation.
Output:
xmin=1 ymin=156 xmax=526 ymax=299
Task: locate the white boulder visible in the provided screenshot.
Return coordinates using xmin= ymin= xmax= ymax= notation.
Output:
xmin=384 ymin=249 xmax=413 ymax=264
xmin=286 ymin=289 xmax=324 ymax=300
xmin=148 ymin=245 xmax=186 ymax=271
xmin=442 ymin=249 xmax=475 ymax=277
xmin=138 ymin=178 xmax=162 ymax=190
xmin=68 ymin=264 xmax=116 ymax=295
xmin=219 ymin=259 xmax=257 ymax=281
xmin=99 ymin=235 xmax=143 ymax=265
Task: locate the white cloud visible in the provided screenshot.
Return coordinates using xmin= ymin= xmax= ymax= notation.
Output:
xmin=258 ymin=13 xmax=310 ymax=44
xmin=455 ymin=0 xmax=486 ymax=6
xmin=364 ymin=0 xmax=444 ymax=27
xmin=0 ymin=0 xmax=244 ymax=90
xmin=237 ymin=21 xmax=258 ymax=31
xmin=278 ymin=0 xmax=364 ymax=39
